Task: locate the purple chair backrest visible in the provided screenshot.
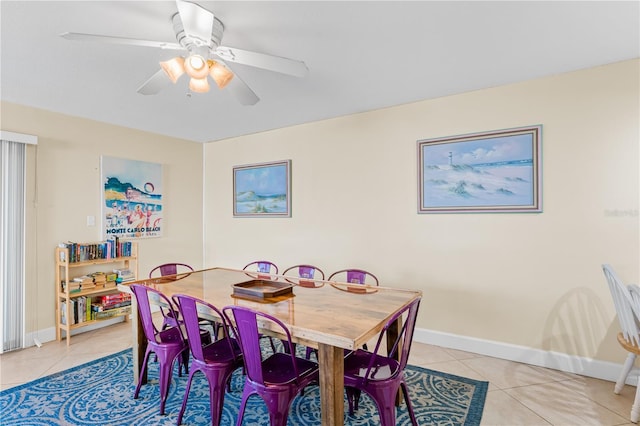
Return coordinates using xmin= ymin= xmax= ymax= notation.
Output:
xmin=329 ymin=269 xmax=379 ymax=286
xmin=283 ymin=264 xmax=325 ymax=280
xmin=149 ymin=263 xmax=194 ymax=278
xmin=224 ymin=306 xmax=299 ymax=385
xmin=368 ymin=298 xmax=421 ymax=377
xmin=160 ymin=264 xmax=178 ymax=276
xmin=243 ymin=261 xmax=279 ymax=275
xmin=347 ymin=270 xmax=365 ymax=284
xmin=298 ymin=266 xmax=315 ymax=278
xmin=130 ymin=284 xmax=182 ymax=344
xmin=173 ymin=294 xmax=235 ymax=362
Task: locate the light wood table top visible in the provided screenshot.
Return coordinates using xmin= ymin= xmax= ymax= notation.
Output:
xmin=121 ymin=267 xmax=422 ymax=426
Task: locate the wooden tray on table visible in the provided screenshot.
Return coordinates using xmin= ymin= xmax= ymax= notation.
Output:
xmin=232 ymin=279 xmax=294 ymax=300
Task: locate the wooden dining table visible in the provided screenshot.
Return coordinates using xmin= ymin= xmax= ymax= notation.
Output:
xmin=119 ymin=267 xmax=421 ymax=426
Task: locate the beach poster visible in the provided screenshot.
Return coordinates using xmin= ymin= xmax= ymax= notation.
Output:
xmin=101 ymin=156 xmax=163 ymax=238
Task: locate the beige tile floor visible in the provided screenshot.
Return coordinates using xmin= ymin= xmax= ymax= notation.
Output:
xmin=0 ymin=321 xmax=637 ymax=426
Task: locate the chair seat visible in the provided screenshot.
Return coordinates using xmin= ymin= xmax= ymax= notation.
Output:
xmin=202 ymin=338 xmax=242 ymax=363
xmin=344 ymin=349 xmax=400 ymax=382
xmin=262 ymin=352 xmax=318 ymax=385
xmin=618 ymin=332 xmax=640 ymax=355
xmin=156 ymin=326 xmax=185 ymax=344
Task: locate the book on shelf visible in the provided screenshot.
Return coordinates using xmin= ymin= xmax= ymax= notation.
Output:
xmin=60 ymin=237 xmax=133 ymax=263
xmin=93 ymin=306 xmax=131 ymax=320
xmin=113 ymin=268 xmax=135 ymax=283
xmin=97 ymin=293 xmax=131 ymax=303
xmin=90 ymin=272 xmax=107 ymax=283
xmin=92 ymin=293 xmax=132 ymax=312
xmin=61 ymin=301 xmax=67 ymax=325
xmin=92 ymin=300 xmax=132 ymax=312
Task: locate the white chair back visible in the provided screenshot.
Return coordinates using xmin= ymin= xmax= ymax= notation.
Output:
xmin=603 ymin=264 xmax=640 ymax=346
xmin=628 ymin=284 xmax=640 ymax=325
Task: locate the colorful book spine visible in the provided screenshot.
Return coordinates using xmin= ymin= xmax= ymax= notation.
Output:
xmin=61 ymin=239 xmax=133 ymax=263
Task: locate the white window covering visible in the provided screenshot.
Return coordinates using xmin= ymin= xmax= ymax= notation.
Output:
xmin=0 ymin=131 xmax=36 ymax=352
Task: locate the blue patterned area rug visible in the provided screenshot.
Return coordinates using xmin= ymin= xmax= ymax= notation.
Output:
xmin=0 ymin=349 xmax=488 ymax=425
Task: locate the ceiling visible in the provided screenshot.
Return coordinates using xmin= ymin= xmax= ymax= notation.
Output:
xmin=1 ymin=1 xmax=638 ymax=143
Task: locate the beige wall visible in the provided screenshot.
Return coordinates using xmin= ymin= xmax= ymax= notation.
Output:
xmin=1 ymin=59 xmax=637 ymax=368
xmin=1 ymin=103 xmax=204 ymax=336
xmin=203 ymin=59 xmax=639 ymax=365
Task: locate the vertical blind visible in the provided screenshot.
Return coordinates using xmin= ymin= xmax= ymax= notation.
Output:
xmin=0 ymin=136 xmax=29 ymax=352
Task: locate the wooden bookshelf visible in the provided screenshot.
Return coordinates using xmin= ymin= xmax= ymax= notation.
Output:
xmin=55 ymin=241 xmax=138 ymax=345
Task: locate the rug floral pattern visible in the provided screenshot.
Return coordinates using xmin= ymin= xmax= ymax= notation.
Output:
xmin=0 ymin=349 xmax=487 ymax=425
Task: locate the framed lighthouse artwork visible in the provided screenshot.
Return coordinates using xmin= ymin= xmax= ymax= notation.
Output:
xmin=417 ymin=125 xmax=542 ymax=214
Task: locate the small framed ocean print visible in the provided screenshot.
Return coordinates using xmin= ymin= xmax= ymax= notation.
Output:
xmin=233 ymin=160 xmax=291 ymax=217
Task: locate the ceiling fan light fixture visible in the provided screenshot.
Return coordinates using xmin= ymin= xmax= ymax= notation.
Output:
xmin=208 ymin=60 xmax=234 ymax=89
xmin=184 ymin=54 xmax=209 ymax=79
xmin=160 ymin=56 xmax=185 ymax=83
xmin=189 ymin=77 xmax=210 ymax=93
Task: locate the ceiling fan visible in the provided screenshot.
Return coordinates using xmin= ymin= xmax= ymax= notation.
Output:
xmin=60 ymin=0 xmax=308 ymax=105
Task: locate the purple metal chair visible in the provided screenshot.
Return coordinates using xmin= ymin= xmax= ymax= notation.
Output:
xmin=329 ymin=268 xmax=379 ymax=286
xmin=243 ymin=260 xmax=279 ymax=277
xmin=173 ymin=294 xmax=244 ymax=426
xmin=130 ymin=284 xmax=190 ymax=415
xmin=343 ymin=297 xmax=421 ymax=426
xmin=149 ymin=262 xmax=195 ymax=279
xmin=282 ymin=264 xmax=325 ymax=280
xmin=282 ymin=264 xmax=326 ymax=359
xmin=224 ymin=305 xmax=319 ymax=426
xmin=148 ymin=263 xmax=195 ymax=330
xmin=242 ymin=260 xmax=281 ymax=352
xmin=317 ymin=268 xmax=379 ymax=356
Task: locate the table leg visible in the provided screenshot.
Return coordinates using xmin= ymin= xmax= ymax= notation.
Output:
xmin=387 ymin=317 xmax=403 ymax=406
xmin=130 ymin=299 xmax=147 ymax=385
xmin=318 ymin=343 xmax=344 ymax=426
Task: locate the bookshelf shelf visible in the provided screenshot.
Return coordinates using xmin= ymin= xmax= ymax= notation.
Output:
xmin=63 ymin=256 xmax=137 ymax=268
xmin=55 ymin=241 xmax=138 ymax=346
xmin=65 ymin=285 xmax=125 ymax=298
xmin=64 ymin=311 xmax=131 ymax=330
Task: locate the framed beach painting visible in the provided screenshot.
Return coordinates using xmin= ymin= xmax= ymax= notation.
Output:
xmin=233 ymin=160 xmax=291 ymax=217
xmin=417 ymin=125 xmax=542 ymax=213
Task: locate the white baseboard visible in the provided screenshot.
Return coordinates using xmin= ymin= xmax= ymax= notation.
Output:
xmin=413 ymin=327 xmax=638 ymax=386
xmin=19 ymin=324 xmax=638 ymax=386
xmin=24 ymin=317 xmax=126 ymax=348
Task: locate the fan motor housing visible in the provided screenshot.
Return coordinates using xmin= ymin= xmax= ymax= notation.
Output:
xmin=171 ymin=13 xmax=224 ymax=51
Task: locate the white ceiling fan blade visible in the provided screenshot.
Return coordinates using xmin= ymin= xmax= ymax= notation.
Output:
xmin=137 ymin=69 xmax=172 ymax=95
xmin=176 ymin=0 xmax=214 ymax=46
xmin=226 ymin=72 xmax=259 ymax=106
xmin=215 ymin=46 xmax=308 ymax=78
xmin=60 ymin=32 xmax=184 ymax=50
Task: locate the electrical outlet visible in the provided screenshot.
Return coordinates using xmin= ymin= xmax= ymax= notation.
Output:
xmin=86 ymin=215 xmax=95 ymax=226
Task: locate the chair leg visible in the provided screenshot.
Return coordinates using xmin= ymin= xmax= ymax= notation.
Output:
xmin=345 ymin=386 xmax=361 ymax=415
xmin=373 ymin=395 xmax=397 ymax=426
xmin=179 ymin=347 xmax=190 ymax=376
xmin=266 ymin=391 xmax=295 ymax=426
xmin=134 ymin=349 xmax=152 ymax=399
xmin=208 ymin=371 xmax=231 ymax=426
xmin=616 ymin=353 xmax=636 ymax=394
xmin=235 ymin=386 xmax=252 ymax=426
xmin=345 ymin=387 xmax=356 ymax=415
xmin=177 ymin=369 xmax=197 ymax=425
xmin=159 ymin=352 xmax=181 ymax=415
xmin=305 ymin=346 xmax=317 ymax=360
xmin=631 ymin=384 xmax=640 ymax=424
xmin=400 ymin=381 xmax=418 ymax=426
xmin=359 ymin=386 xmax=400 ymax=426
